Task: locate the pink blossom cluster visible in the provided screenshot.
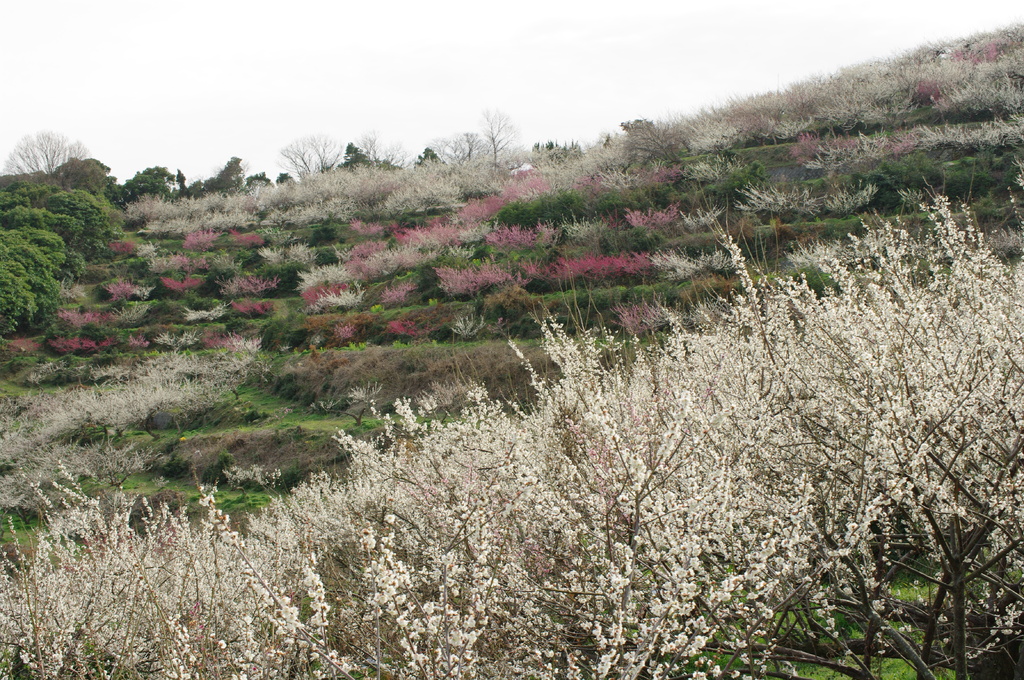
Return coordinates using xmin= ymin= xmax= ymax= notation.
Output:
xmin=393 ymin=222 xmax=464 ymax=249
xmin=5 ymin=337 xmax=40 ymax=353
xmin=126 ymin=333 xmax=151 ymax=349
xmin=230 ymin=299 xmax=275 ymax=316
xmin=612 ymin=302 xmax=665 ymax=335
xmin=57 ymin=309 xmax=112 ymax=328
xmin=623 ymin=205 xmax=679 ymax=230
xmin=202 ymin=332 xmax=248 ymax=350
xmin=790 ymin=132 xmax=858 ymax=164
xmin=379 ymin=281 xmax=417 ymax=307
xmin=501 ymin=170 xmax=551 ymax=201
xmin=160 ymin=276 xmax=204 ymax=294
xmin=790 ymin=132 xmax=824 ymax=163
xmin=229 ymin=230 xmax=265 ymax=247
xmin=349 ymin=219 xmax=390 ymax=236
xmin=572 ymin=174 xmax=606 ymax=193
xmin=219 ymin=275 xmax=280 ymax=298
xmin=638 ymin=165 xmax=683 ymax=185
xmin=914 ymin=79 xmax=944 ymax=106
xmin=348 ymin=240 xmax=388 ymax=261
xmin=332 ymin=323 xmax=356 ymax=343
xmin=952 ymin=39 xmax=1006 ymax=64
xmin=47 ymin=336 xmax=118 ymax=354
xmin=104 ymin=280 xmax=150 ymax=302
xmin=182 ymin=229 xmax=219 ymax=251
xmin=532 ymin=253 xmax=653 ymax=283
xmin=457 ymin=195 xmax=509 ymax=225
xmin=485 ymin=225 xmax=543 ymax=250
xmin=168 ymin=254 xmax=208 ymax=274
xmin=386 ymin=319 xmax=421 ymax=337
xmin=301 ymin=283 xmax=349 ymax=309
xmin=108 ymin=240 xmax=137 ymax=255
xmin=435 ymin=263 xmax=524 ymax=296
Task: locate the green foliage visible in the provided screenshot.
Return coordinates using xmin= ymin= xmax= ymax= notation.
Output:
xmin=310 ymin=221 xmax=339 ymax=245
xmin=257 ymin=261 xmax=305 ymax=293
xmin=416 ymin=147 xmax=441 ymax=166
xmin=599 ymin=226 xmax=664 ymax=255
xmin=244 ymin=172 xmax=272 ymax=193
xmin=342 ymin=143 xmax=369 ymax=168
xmin=494 ymin=190 xmax=587 ymax=226
xmin=942 ymin=156 xmax=996 ymax=202
xmin=851 ymin=152 xmax=937 ymax=210
xmin=45 ymin=189 xmax=123 ymax=262
xmin=202 ymin=450 xmax=236 ymax=485
xmin=261 ymin=316 xmax=308 ymax=351
xmin=117 ymin=166 xmax=176 ymax=206
xmin=278 ymin=462 xmax=306 ymax=490
xmin=705 ymin=160 xmax=768 ymax=204
xmin=161 ymin=452 xmax=191 ymax=479
xmin=53 ymin=158 xmax=113 ymax=195
xmin=1 ymin=205 xmax=55 ymax=231
xmin=0 ymin=228 xmax=66 ymax=333
xmin=187 ymin=157 xmax=248 ymax=197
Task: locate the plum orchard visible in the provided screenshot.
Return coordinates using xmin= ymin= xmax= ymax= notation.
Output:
xmin=4 ymin=198 xmax=1024 ymax=679
xmin=0 ymin=349 xmax=263 ymax=512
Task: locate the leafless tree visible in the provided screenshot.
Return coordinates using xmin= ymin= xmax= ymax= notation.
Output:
xmin=3 ymin=130 xmax=90 ymax=176
xmin=431 ymin=131 xmax=487 ymax=164
xmin=355 ymin=130 xmax=408 ymax=168
xmin=480 ymin=108 xmax=519 ymax=166
xmin=620 ymin=118 xmax=686 ymax=163
xmin=278 ymin=134 xmax=344 ymax=178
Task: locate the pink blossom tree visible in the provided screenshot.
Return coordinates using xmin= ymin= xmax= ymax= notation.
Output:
xmin=182 ymin=229 xmax=219 ymax=251
xmin=623 ymin=204 xmax=679 ymax=230
xmin=104 ymin=280 xmax=152 ymax=302
xmin=230 ymin=299 xmax=275 ymax=316
xmin=435 ymin=263 xmax=524 ymax=297
xmin=57 ymin=309 xmax=112 ymax=328
xmin=379 ymin=281 xmax=417 ymax=307
xmin=160 ymin=276 xmax=204 ymax=295
xmin=108 ymin=240 xmax=137 ymax=256
xmin=218 ymin=275 xmax=280 ymax=298
xmin=229 ymin=230 xmax=265 ymax=247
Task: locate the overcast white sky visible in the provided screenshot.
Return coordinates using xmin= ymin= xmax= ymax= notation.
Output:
xmin=1 ymin=0 xmax=1021 ymax=183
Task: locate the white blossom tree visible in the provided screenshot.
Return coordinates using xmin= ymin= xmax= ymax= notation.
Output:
xmin=6 ymin=197 xmax=1024 ymax=679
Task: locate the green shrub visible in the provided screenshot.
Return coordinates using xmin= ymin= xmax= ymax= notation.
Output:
xmin=310 ymin=222 xmax=339 ymax=246
xmin=161 ymin=452 xmax=192 ymax=479
xmin=705 ymin=161 xmax=768 ymax=204
xmin=495 ymin=190 xmax=587 ymax=227
xmin=599 ymin=226 xmax=664 ymax=255
xmin=201 ymin=451 xmax=235 ymax=485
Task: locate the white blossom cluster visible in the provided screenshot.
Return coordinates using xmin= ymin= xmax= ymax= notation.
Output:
xmin=5 ymin=197 xmax=1024 ymax=678
xmin=0 ymin=351 xmax=262 ymax=511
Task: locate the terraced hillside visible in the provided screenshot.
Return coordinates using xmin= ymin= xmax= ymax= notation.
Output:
xmin=3 ymin=23 xmax=1024 ymax=680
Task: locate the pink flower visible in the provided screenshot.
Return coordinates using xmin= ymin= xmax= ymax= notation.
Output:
xmin=623 ymin=205 xmax=679 ymax=230
xmin=349 ymin=219 xmax=388 ymax=236
xmin=47 ymin=336 xmax=117 ymax=354
xmin=229 ymin=230 xmax=265 ymax=247
xmin=380 ymin=281 xmax=417 ymax=307
xmin=57 ymin=309 xmax=112 ymax=327
xmin=230 ymin=299 xmax=275 ymax=316
xmin=182 ymin=230 xmax=219 ymax=251
xmin=435 ymin=264 xmax=524 ymax=297
xmin=219 ymin=275 xmax=279 ymax=298
xmin=127 ymin=334 xmax=151 ymax=349
xmin=109 ymin=240 xmax=136 ymax=255
xmin=387 ymin=319 xmax=421 ymax=337
xmin=161 ymin=276 xmax=204 ymax=294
